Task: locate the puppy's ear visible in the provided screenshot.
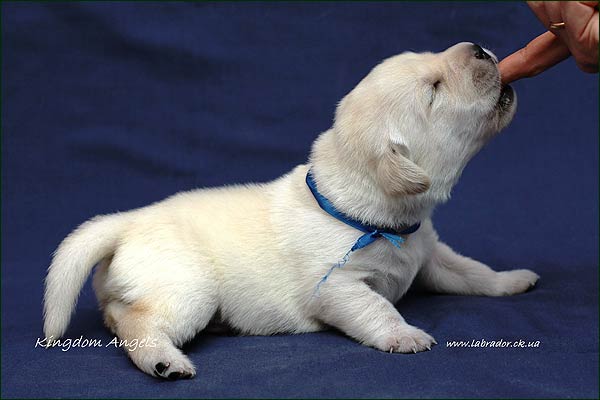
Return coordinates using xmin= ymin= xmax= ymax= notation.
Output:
xmin=375 ymin=143 xmax=431 ymax=196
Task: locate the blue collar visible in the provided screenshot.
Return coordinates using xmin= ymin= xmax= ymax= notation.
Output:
xmin=306 ymin=169 xmax=421 ymax=291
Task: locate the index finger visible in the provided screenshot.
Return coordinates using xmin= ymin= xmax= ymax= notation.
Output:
xmin=499 ymin=31 xmax=571 ymax=85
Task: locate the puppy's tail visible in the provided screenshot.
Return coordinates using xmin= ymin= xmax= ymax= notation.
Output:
xmin=43 ymin=212 xmax=130 ymax=340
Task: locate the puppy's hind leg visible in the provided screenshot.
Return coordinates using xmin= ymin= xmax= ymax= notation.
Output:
xmin=96 ymin=228 xmax=220 ymax=379
xmin=416 ymin=241 xmax=539 ymax=296
xmin=104 ymin=297 xmax=215 ymax=380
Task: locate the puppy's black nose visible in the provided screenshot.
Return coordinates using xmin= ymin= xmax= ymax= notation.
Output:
xmin=472 ymin=44 xmax=491 ymax=60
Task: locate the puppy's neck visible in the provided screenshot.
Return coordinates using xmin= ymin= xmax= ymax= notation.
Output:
xmin=308 ymin=130 xmax=436 ymax=229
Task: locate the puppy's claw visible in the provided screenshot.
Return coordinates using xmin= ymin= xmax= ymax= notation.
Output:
xmin=389 ymin=347 xmax=394 ymax=354
xmin=426 ymin=345 xmax=431 ymax=351
xmin=412 ymin=347 xmax=417 ymax=353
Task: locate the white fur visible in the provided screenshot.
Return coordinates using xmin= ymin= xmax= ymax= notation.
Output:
xmin=43 ymin=43 xmax=539 ymax=379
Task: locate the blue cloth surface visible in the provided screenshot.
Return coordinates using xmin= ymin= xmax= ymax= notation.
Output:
xmin=1 ymin=2 xmax=598 ymax=398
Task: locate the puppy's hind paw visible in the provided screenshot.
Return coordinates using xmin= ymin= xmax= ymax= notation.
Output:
xmin=152 ymin=358 xmax=196 ymax=380
xmin=134 ymin=348 xmax=196 ymax=380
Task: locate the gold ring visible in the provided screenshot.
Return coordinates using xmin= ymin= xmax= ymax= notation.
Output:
xmin=549 ymin=21 xmax=566 ymax=30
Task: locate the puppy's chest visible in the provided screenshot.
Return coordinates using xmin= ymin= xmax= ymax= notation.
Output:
xmin=349 ymin=233 xmax=432 ymax=301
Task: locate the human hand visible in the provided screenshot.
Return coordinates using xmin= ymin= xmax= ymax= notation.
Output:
xmin=499 ymin=1 xmax=599 ymax=85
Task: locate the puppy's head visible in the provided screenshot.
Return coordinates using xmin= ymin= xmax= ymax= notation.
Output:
xmin=332 ymin=42 xmax=516 ymax=202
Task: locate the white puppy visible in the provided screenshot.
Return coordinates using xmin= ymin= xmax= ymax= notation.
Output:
xmin=44 ymin=42 xmax=539 ymax=380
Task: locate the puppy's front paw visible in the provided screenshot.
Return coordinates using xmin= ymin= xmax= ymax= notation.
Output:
xmin=495 ymin=269 xmax=540 ymax=296
xmin=376 ymin=325 xmax=437 ymax=354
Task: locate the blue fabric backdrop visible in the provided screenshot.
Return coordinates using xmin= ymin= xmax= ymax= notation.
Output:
xmin=2 ymin=2 xmax=598 ymax=398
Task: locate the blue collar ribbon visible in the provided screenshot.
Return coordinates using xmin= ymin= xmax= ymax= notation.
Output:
xmin=306 ymin=170 xmax=421 ymax=292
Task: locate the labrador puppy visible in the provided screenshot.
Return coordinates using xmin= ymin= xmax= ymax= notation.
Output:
xmin=44 ymin=42 xmax=539 ymax=379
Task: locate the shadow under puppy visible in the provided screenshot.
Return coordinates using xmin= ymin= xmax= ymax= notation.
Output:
xmin=44 ymin=42 xmax=539 ymax=380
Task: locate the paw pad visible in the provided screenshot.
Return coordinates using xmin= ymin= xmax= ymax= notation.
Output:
xmin=154 ymin=362 xmax=169 ymax=374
